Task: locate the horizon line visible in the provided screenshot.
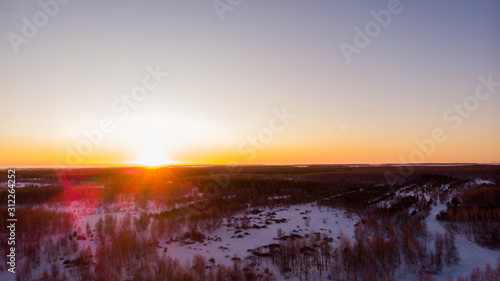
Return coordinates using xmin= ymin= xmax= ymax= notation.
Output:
xmin=1 ymin=162 xmax=499 ymax=170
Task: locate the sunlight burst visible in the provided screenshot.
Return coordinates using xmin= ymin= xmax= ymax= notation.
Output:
xmin=135 ymin=142 xmax=170 ymax=167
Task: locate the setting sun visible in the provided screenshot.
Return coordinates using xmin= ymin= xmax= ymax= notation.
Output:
xmin=134 ymin=142 xmax=171 ymax=167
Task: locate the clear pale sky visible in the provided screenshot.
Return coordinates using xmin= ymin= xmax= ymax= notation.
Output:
xmin=1 ymin=0 xmax=499 ymax=167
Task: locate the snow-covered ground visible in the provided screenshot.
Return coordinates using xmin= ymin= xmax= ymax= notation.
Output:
xmin=373 ymin=180 xmax=500 ymax=280
xmin=9 ymin=201 xmax=358 ymax=281
xmin=425 ymin=203 xmax=500 ymax=281
xmin=48 ymin=202 xmax=358 ymax=265
xmin=3 ymin=177 xmax=499 ymax=281
xmin=165 ymin=204 xmax=358 ymax=265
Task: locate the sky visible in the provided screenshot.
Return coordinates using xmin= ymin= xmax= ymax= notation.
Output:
xmin=1 ymin=0 xmax=499 ymax=167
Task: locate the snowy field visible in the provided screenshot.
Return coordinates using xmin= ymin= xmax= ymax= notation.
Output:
xmin=68 ymin=202 xmax=359 ymax=266
xmin=164 ymin=204 xmax=358 ymax=265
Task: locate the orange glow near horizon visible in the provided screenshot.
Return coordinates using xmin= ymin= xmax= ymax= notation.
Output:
xmin=1 ymin=138 xmax=500 ymax=169
xmin=1 ymin=122 xmax=500 ymax=168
